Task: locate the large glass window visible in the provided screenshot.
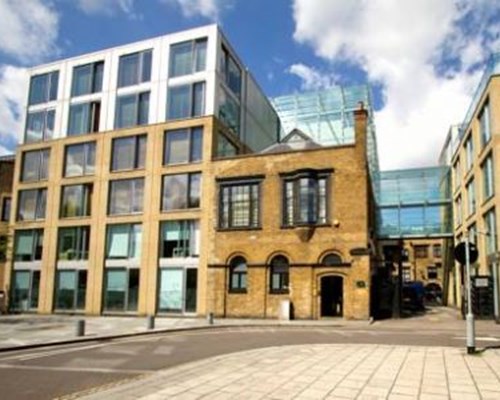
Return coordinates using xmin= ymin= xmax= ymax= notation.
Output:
xmin=162 ymin=173 xmax=201 ymax=211
xmin=64 ymin=142 xmax=96 ymax=177
xmin=117 ymin=50 xmax=152 ymax=88
xmin=167 ymin=82 xmax=205 ymax=120
xmin=169 ymin=38 xmax=207 ymax=77
xmin=103 ymin=268 xmax=139 ymax=312
xmin=219 ymin=88 xmax=240 ymax=135
xmin=164 ymin=127 xmax=202 ymax=165
xmin=21 ymin=149 xmax=50 ymax=182
xmin=484 ymin=208 xmax=497 ymax=255
xmin=466 ymin=178 xmax=476 ymax=216
xmin=106 ymin=224 xmax=142 ymax=259
xmin=283 ymin=172 xmax=329 ymax=227
xmin=1 ymin=197 xmax=11 ymax=222
xmin=14 ymin=229 xmax=43 ymax=261
xmin=219 ymin=181 xmax=260 ymax=229
xmin=465 ymin=135 xmax=474 ymax=171
xmin=216 ymin=132 xmax=237 ymax=158
xmin=58 ymin=226 xmax=90 ymax=261
xmin=29 ymin=71 xmax=59 ymax=105
xmin=479 ymin=100 xmax=491 ymax=147
xmin=482 ymin=154 xmax=494 ymax=201
xmin=115 ymin=92 xmax=150 ymax=128
xmin=60 ymin=184 xmax=92 ymax=218
xmin=10 ymin=270 xmax=40 ymax=311
xmin=108 ymin=178 xmax=144 ymax=215
xmin=68 ymin=102 xmax=101 ymax=135
xmin=220 ymin=46 xmax=241 ymax=97
xmin=160 ymin=220 xmax=199 ymax=258
xmin=55 ymin=270 xmax=87 ymax=311
xmin=229 ymin=256 xmax=247 ymax=292
xmin=158 ymin=268 xmax=197 ymax=313
xmin=453 ymin=159 xmax=461 ymax=191
xmin=17 ymin=189 xmax=46 ymax=221
xmin=71 ymin=61 xmax=104 ymax=97
xmin=111 ymin=135 xmax=147 ymax=171
xmin=25 ymin=109 xmax=55 ymax=143
xmin=270 ymin=256 xmax=289 ymax=294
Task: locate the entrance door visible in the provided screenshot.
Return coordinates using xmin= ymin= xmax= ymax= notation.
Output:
xmin=158 ymin=268 xmax=198 ymax=314
xmin=320 ymin=276 xmax=343 ymax=317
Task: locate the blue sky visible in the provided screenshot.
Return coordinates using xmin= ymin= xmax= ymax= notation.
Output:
xmin=0 ymin=0 xmax=499 ymax=169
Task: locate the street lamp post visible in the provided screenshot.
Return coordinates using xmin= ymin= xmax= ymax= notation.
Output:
xmin=464 ymin=237 xmax=475 ymax=354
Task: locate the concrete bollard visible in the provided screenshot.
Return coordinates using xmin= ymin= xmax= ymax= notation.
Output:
xmin=147 ymin=315 xmax=155 ymax=330
xmin=76 ymin=319 xmax=85 ymax=337
xmin=207 ymin=312 xmax=214 ymax=325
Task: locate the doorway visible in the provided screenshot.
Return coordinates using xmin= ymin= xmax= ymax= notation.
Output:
xmin=320 ymin=275 xmax=343 ymax=317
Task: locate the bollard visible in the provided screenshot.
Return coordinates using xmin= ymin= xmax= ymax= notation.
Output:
xmin=207 ymin=312 xmax=214 ymax=325
xmin=147 ymin=315 xmax=155 ymax=330
xmin=76 ymin=319 xmax=85 ymax=337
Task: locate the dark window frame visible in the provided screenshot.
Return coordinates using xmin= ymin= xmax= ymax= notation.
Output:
xmin=159 ymin=220 xmax=199 ymax=258
xmin=21 ymin=148 xmax=50 ymax=182
xmin=57 ymin=226 xmax=90 ymax=261
xmin=111 ymin=134 xmax=147 ymax=172
xmin=71 ymin=61 xmax=104 ymax=97
xmin=166 ymin=81 xmax=205 ymax=120
xmin=60 ymin=183 xmax=93 ymax=218
xmin=103 ymin=267 xmax=140 ymax=312
xmin=105 ymin=223 xmax=142 ymax=260
xmin=163 ymin=127 xmax=203 ymax=165
xmin=25 ymin=109 xmax=55 ymax=143
xmin=63 ymin=141 xmax=96 ymax=178
xmin=16 ymin=188 xmax=47 ymax=222
xmin=269 ymin=255 xmax=289 ymax=294
xmin=1 ymin=197 xmax=11 ymax=222
xmin=414 ymin=245 xmax=428 ymax=258
xmin=67 ymin=101 xmax=101 ymax=135
xmin=229 ymin=256 xmax=247 ymax=293
xmin=13 ymin=229 xmax=44 ymax=262
xmin=108 ymin=178 xmax=144 ymax=216
xmin=220 ymin=45 xmax=242 ymax=97
xmin=117 ymin=49 xmax=152 ymax=88
xmin=218 ymin=178 xmax=261 ymax=230
xmin=28 ymin=71 xmax=59 ymax=105
xmin=169 ymin=37 xmax=208 ymax=77
xmin=161 ymin=172 xmax=201 ymax=211
xmin=114 ymin=91 xmax=150 ymax=129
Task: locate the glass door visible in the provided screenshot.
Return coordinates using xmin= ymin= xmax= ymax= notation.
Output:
xmin=158 ymin=268 xmax=197 ymax=314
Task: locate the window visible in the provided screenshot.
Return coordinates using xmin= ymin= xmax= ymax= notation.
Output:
xmin=103 ymin=268 xmax=139 ymax=312
xmin=64 ymin=142 xmax=96 ymax=177
xmin=108 ymin=178 xmax=144 ymax=215
xmin=164 ymin=127 xmax=202 ymax=165
xmin=229 ymin=256 xmax=247 ymax=292
xmin=158 ymin=268 xmax=197 ymax=313
xmin=468 ymin=223 xmax=477 ymax=244
xmin=453 ymin=159 xmax=461 ymax=190
xmin=111 ymin=135 xmax=147 ymax=171
xmin=432 ymin=244 xmax=442 ymax=258
xmin=169 ymin=38 xmax=207 ymax=77
xmin=17 ymin=189 xmax=46 ymax=221
xmin=427 ymin=266 xmax=438 ymax=280
xmin=117 ymin=50 xmax=152 ymax=88
xmin=68 ymin=102 xmax=101 ymax=135
xmin=1 ymin=197 xmax=11 ymax=221
xmin=217 ymin=132 xmax=237 ymax=158
xmin=58 ymin=226 xmax=90 ymax=260
xmin=160 ymin=220 xmax=199 ymax=258
xmin=270 ymin=256 xmax=289 ymax=293
xmin=71 ymin=61 xmax=104 ymax=96
xmin=10 ymin=270 xmax=40 ymax=311
xmin=29 ymin=71 xmax=59 ymax=105
xmin=25 ymin=109 xmax=55 ymax=143
xmin=220 ymin=46 xmax=241 ymax=96
xmin=414 ymin=245 xmax=428 ymax=258
xmin=481 ymin=155 xmax=494 ymax=200
xmin=465 ymin=135 xmax=474 ymax=171
xmin=60 ymin=184 xmax=92 ymax=218
xmin=282 ymin=171 xmax=329 ymax=227
xmin=162 ymin=173 xmax=201 ymax=211
xmin=106 ymin=224 xmax=142 ymax=259
xmin=219 ymin=87 xmax=240 ymax=134
xmin=21 ymin=149 xmax=50 ymax=182
xmin=167 ymin=82 xmax=205 ymax=120
xmin=479 ymin=101 xmax=491 ymax=147
xmin=466 ymin=178 xmax=476 ymax=216
xmin=219 ymin=180 xmax=260 ymax=229
xmin=455 ymin=195 xmax=462 ymax=226
xmin=115 ymin=92 xmax=150 ymax=128
xmin=14 ymin=229 xmax=43 ymax=261
xmin=322 ymin=253 xmax=343 ymax=266
xmin=0 ymin=235 xmax=7 ymax=262
xmin=55 ymin=270 xmax=87 ymax=311
xmin=484 ymin=208 xmax=497 ymax=255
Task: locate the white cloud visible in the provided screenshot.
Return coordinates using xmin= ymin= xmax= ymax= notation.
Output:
xmin=77 ymin=0 xmax=139 ymax=18
xmin=287 ymin=63 xmax=338 ymax=91
xmin=292 ymin=0 xmax=500 ymax=170
xmin=161 ymin=0 xmax=234 ymax=21
xmin=0 ymin=0 xmax=59 ymax=64
xmin=0 ymin=65 xmax=29 ymax=153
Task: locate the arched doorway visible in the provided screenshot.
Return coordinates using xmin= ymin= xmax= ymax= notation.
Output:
xmin=320 ymin=275 xmax=343 ymax=317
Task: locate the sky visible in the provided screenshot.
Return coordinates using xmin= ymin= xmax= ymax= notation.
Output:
xmin=0 ymin=0 xmax=499 ymax=170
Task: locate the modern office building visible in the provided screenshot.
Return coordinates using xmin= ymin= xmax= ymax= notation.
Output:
xmin=5 ymin=24 xmax=378 ymax=319
xmin=441 ymin=53 xmax=500 ymax=318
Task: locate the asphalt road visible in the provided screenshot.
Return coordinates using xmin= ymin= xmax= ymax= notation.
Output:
xmin=0 ymin=325 xmax=499 ymax=400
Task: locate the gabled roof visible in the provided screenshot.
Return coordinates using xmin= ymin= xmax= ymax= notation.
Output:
xmin=259 ymin=128 xmax=323 ymax=154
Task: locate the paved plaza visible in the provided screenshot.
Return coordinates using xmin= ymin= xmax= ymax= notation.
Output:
xmin=76 ymin=344 xmax=500 ymax=400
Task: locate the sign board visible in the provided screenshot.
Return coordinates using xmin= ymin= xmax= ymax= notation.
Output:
xmin=454 ymin=242 xmax=479 ymax=264
xmin=474 ymin=277 xmax=489 ymax=288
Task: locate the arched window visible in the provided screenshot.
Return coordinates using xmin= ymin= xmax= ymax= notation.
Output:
xmin=322 ymin=253 xmax=342 ymax=266
xmin=229 ymin=256 xmax=247 ymax=292
xmin=270 ymin=255 xmax=289 ymax=293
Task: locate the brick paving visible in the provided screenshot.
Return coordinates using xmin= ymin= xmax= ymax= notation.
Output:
xmin=77 ymin=344 xmax=500 ymax=400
